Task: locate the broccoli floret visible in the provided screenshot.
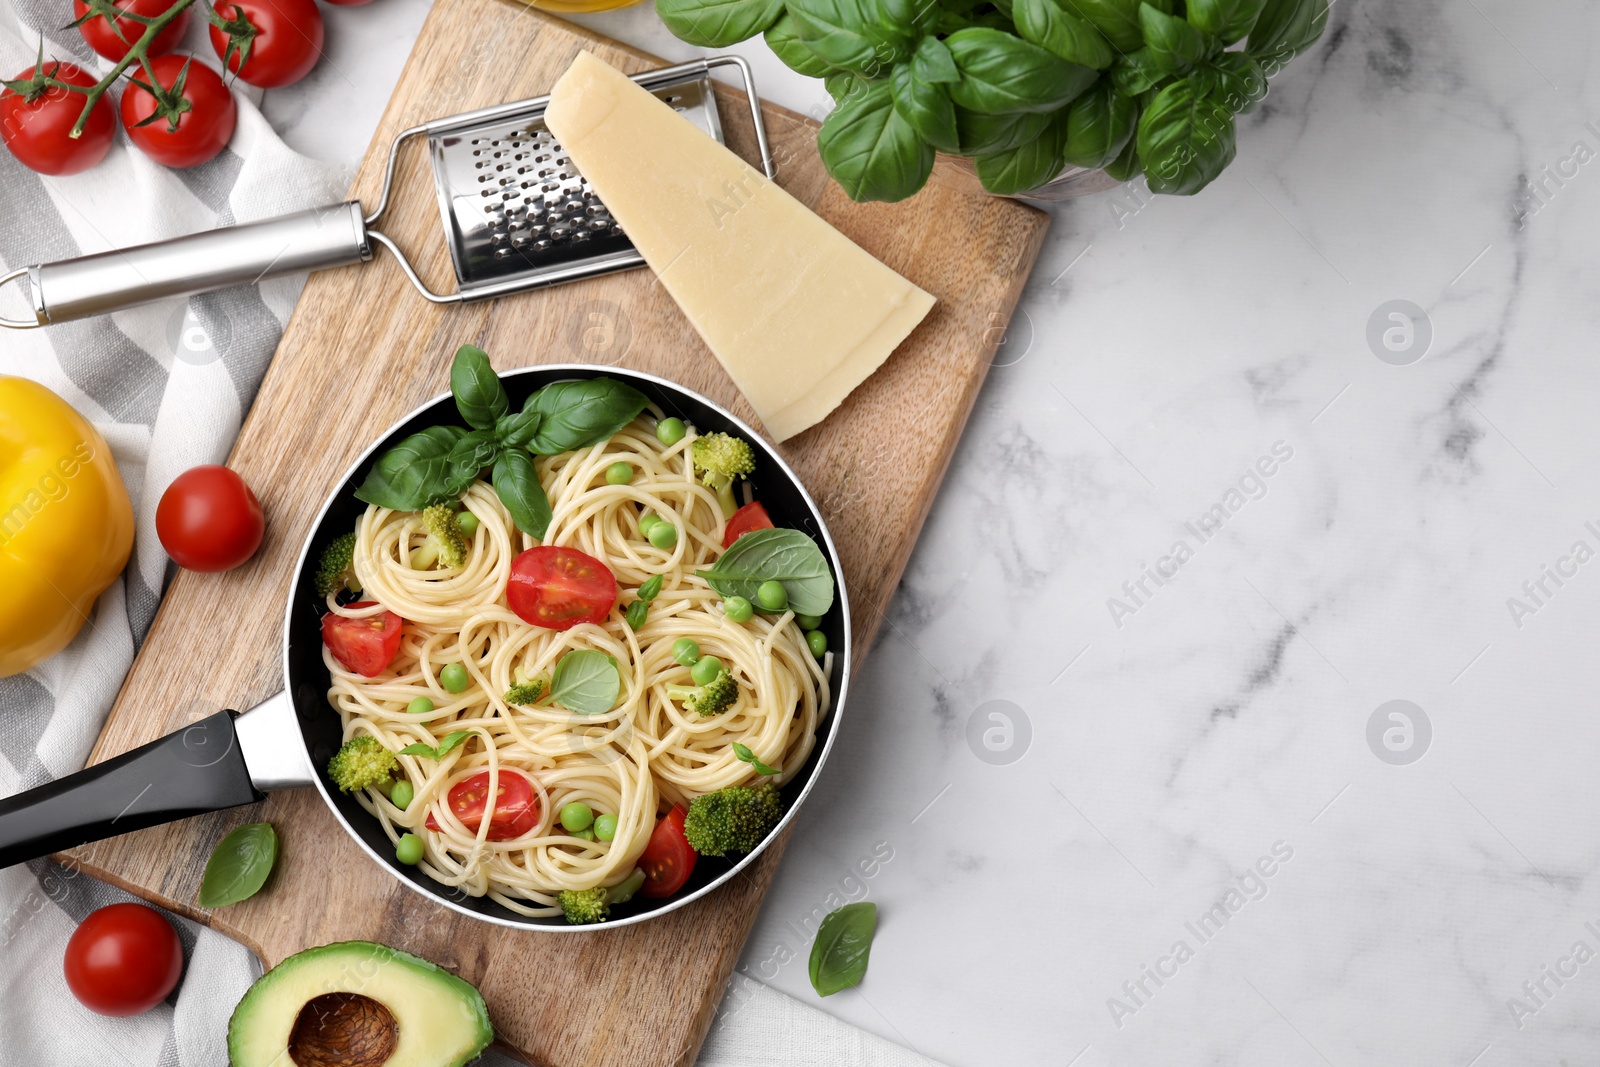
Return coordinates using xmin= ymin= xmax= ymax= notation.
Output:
xmin=683 ymin=784 xmax=783 ymax=857
xmin=504 ymin=676 xmax=549 ymax=705
xmin=667 ymin=668 xmax=739 ymax=717
xmin=327 ymin=736 xmax=398 ymax=794
xmin=314 ymin=532 xmax=359 ymax=597
xmin=410 ymin=504 xmax=468 ymax=570
xmin=691 ymin=433 xmax=755 ymax=517
xmin=558 ymin=869 xmax=648 ymax=925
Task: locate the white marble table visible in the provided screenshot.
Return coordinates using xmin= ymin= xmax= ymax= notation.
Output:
xmin=265 ymin=2 xmax=1600 ymax=1063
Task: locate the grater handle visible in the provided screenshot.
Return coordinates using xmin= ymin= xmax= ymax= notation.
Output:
xmin=2 ymin=202 xmax=371 ymax=328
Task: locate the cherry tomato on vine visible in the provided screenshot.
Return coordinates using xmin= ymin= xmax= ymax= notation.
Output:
xmin=156 ymin=464 xmax=264 ymax=570
xmin=0 ymin=61 xmax=113 ymax=176
xmin=63 ymin=903 xmax=184 ymax=1017
xmin=73 ymin=0 xmax=190 ymax=62
xmin=209 ymin=0 xmax=323 ymax=89
xmin=120 ymin=55 xmax=236 ymax=169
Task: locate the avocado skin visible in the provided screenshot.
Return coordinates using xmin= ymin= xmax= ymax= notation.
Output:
xmin=227 ymin=940 xmax=493 ymax=1067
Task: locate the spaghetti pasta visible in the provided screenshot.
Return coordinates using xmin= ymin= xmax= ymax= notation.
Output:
xmin=322 ymin=417 xmax=831 ymax=917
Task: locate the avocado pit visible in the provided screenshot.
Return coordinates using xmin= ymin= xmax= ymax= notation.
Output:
xmin=287 ymin=993 xmax=398 ymax=1067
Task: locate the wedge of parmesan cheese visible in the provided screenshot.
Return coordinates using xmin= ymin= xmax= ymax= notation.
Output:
xmin=544 ymin=51 xmax=936 ymax=442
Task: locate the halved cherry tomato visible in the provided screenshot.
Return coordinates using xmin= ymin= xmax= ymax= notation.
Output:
xmin=74 ymin=0 xmax=190 ymax=61
xmin=638 ymin=805 xmax=696 ymax=898
xmin=321 ymin=605 xmax=404 ymax=677
xmin=507 ymin=546 xmax=617 ymax=630
xmin=722 ymin=502 xmax=774 ymax=548
xmin=425 ymin=770 xmax=539 ymax=840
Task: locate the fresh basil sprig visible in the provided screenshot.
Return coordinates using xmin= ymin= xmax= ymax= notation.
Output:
xmin=198 ymin=821 xmax=279 ymax=909
xmin=809 ymin=901 xmax=877 ymax=996
xmin=733 ymin=742 xmax=780 ymax=775
xmin=655 ymin=0 xmax=1326 ymax=199
xmin=399 ymin=730 xmax=471 ymax=761
xmin=698 ymin=528 xmax=836 ymax=616
xmin=551 ymin=649 xmax=621 ymax=715
xmin=355 ymin=346 xmax=649 ymax=541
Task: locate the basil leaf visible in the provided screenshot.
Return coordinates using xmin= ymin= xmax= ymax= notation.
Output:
xmin=355 ymin=426 xmax=468 ymax=511
xmin=911 ymin=34 xmax=959 ymax=83
xmin=656 ymin=0 xmax=784 ymax=47
xmin=809 ymin=901 xmax=877 ymax=996
xmin=1185 ymin=0 xmax=1267 ymax=43
xmin=1202 ymin=52 xmax=1266 ymax=114
xmin=493 ymin=449 xmax=552 ymax=541
xmin=198 ymin=822 xmax=278 ymax=908
xmin=1109 ymin=47 xmax=1169 ymax=95
xmin=697 ymin=528 xmax=836 ymax=616
xmin=1061 ymin=79 xmax=1137 ymax=166
xmin=974 ymin=113 xmax=1068 ymax=194
xmin=890 ymin=62 xmax=961 ymax=154
xmin=1057 ymin=0 xmax=1143 ymax=51
xmin=1014 ymin=0 xmax=1116 ymax=70
xmin=435 ymin=730 xmax=470 ymax=757
xmin=1101 ymin=124 xmax=1144 ymax=179
xmin=495 ymin=410 xmax=542 ymax=451
xmin=638 ymin=574 xmax=664 ymax=601
xmin=954 ymin=106 xmax=1053 ymax=155
xmin=1138 ymin=2 xmax=1210 ymax=73
xmin=398 ymin=742 xmax=439 ymax=758
xmin=766 ymin=13 xmax=836 ymax=77
xmin=1136 ymin=76 xmax=1236 ymax=194
xmin=1246 ymin=0 xmax=1327 ymax=67
xmin=551 ymin=649 xmax=621 ymax=715
xmin=945 ymin=28 xmax=1098 ymax=115
xmin=625 ymin=599 xmax=650 ymax=631
xmin=787 ymin=0 xmax=919 ymax=75
xmin=524 ymin=377 xmax=651 ymax=455
xmin=450 ymin=344 xmax=509 ymax=431
xmin=818 ymin=79 xmax=934 ymax=204
xmin=733 ymin=742 xmax=779 ymax=775
xmin=825 ymin=70 xmax=865 ymax=102
xmin=446 ymin=428 xmax=501 ymax=491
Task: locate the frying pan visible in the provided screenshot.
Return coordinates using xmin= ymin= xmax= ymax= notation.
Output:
xmin=0 ymin=364 xmax=851 ymax=930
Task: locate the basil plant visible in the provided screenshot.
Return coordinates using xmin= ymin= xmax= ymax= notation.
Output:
xmin=655 ymin=0 xmax=1328 ymax=200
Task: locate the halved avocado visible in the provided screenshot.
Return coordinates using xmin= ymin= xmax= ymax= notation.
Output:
xmin=228 ymin=940 xmax=492 ymax=1067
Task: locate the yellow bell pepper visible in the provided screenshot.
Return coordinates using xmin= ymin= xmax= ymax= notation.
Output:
xmin=0 ymin=376 xmax=134 ymax=677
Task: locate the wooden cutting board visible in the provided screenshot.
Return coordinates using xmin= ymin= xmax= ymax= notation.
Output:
xmin=61 ymin=3 xmax=1048 ymax=1063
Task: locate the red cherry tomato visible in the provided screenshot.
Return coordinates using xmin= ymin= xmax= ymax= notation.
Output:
xmin=507 ymin=546 xmax=618 ymax=630
xmin=638 ymin=806 xmax=696 ymax=898
xmin=155 ymin=464 xmax=263 ymax=571
xmin=74 ymin=0 xmax=190 ymax=61
xmin=425 ymin=770 xmax=540 ymax=840
xmin=0 ymin=62 xmax=113 ymax=176
xmin=209 ymin=0 xmax=323 ymax=89
xmin=63 ymin=903 xmax=183 ymax=1017
xmin=321 ymin=605 xmax=404 ymax=677
xmin=722 ymin=502 xmax=774 ymax=548
xmin=120 ymin=56 xmax=236 ymax=169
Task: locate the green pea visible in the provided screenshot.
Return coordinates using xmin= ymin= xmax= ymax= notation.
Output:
xmin=723 ymin=596 xmax=754 ymax=623
xmin=407 ymin=696 xmax=435 ymax=716
xmin=395 ymin=833 xmax=424 ymax=865
xmin=390 ymin=780 xmax=414 ymax=811
xmin=593 ymin=813 xmax=617 ymax=841
xmin=795 ymin=614 xmax=822 ymax=631
xmin=647 ymin=521 xmax=678 ymax=550
xmin=672 ymin=638 xmax=701 ymax=667
xmin=440 ymin=663 xmax=470 ymax=694
xmin=638 ymin=513 xmax=660 ymax=537
xmin=807 ymin=630 xmax=828 ymax=658
xmin=606 ymin=461 xmax=634 ymax=485
xmin=561 ymin=802 xmax=595 ymax=832
xmin=756 ymin=580 xmax=788 ymax=611
xmin=691 ymin=654 xmax=723 ymax=686
xmin=456 ymin=512 xmax=480 ymax=538
xmin=573 ymin=828 xmax=596 ymax=841
xmin=656 ymin=417 xmax=686 ymax=446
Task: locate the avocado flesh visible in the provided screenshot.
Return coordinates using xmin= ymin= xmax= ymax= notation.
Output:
xmin=228 ymin=940 xmax=493 ymax=1067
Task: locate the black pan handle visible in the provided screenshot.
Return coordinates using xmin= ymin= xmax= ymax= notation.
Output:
xmin=0 ymin=710 xmax=264 ymax=869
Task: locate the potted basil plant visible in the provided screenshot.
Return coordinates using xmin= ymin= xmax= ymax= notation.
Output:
xmin=654 ymin=0 xmax=1329 ymax=201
